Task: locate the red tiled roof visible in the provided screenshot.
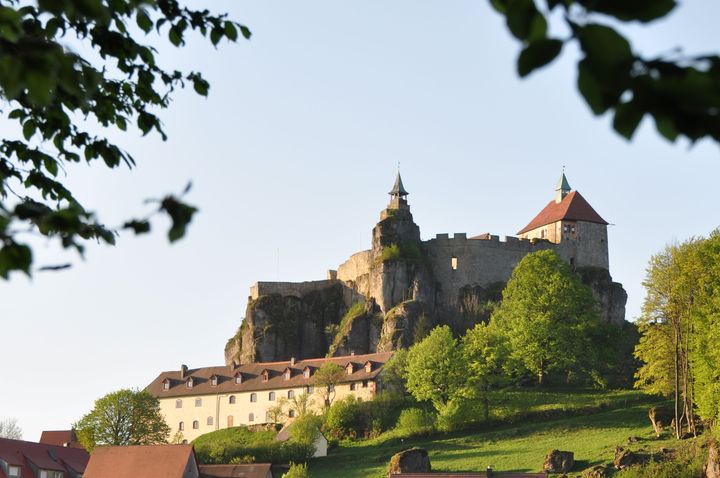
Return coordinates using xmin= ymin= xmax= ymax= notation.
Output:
xmin=517 ymin=191 xmax=608 ymax=235
xmin=84 ymin=444 xmax=196 ymax=478
xmin=38 ymin=430 xmax=84 ymax=450
xmin=0 ymin=437 xmax=89 ymax=478
xmin=199 ymin=463 xmax=273 ymax=478
xmin=145 ymin=352 xmax=393 ymax=398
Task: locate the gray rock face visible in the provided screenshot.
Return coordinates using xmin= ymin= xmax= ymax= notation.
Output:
xmin=543 ymin=449 xmax=574 ymax=473
xmin=377 ymin=300 xmax=433 ymax=352
xmin=576 ymin=267 xmax=627 ymax=325
xmin=388 ymin=448 xmax=431 ymax=475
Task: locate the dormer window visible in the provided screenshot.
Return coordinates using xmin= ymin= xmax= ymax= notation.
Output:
xmin=210 ymin=375 xmax=218 ymax=387
xmin=346 ymin=363 xmax=354 ymax=375
xmin=186 ymin=377 xmax=194 ymax=388
xmin=261 ymin=369 xmax=270 ymax=382
xmin=303 ymin=367 xmax=311 ymax=379
xmin=283 ymin=368 xmax=292 ymax=380
xmin=162 ymin=378 xmax=171 ymax=390
xmin=8 ymin=466 xmax=20 ymax=477
xmin=234 ymin=372 xmax=243 ymax=384
xmin=364 ymin=361 xmax=373 ymax=373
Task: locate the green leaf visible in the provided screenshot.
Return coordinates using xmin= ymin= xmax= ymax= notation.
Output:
xmin=210 ymin=27 xmax=223 ymax=46
xmin=168 ymin=26 xmax=182 ymax=47
xmin=123 ymin=220 xmax=151 ymax=235
xmin=8 ymin=109 xmax=24 ymax=120
xmin=613 ymin=101 xmax=645 ymax=140
xmin=0 ymin=242 xmax=32 ymax=279
xmin=489 ymin=0 xmax=509 ymax=14
xmin=160 ymin=196 xmax=198 ymax=243
xmin=506 ymin=0 xmax=545 ymax=41
xmin=578 ymin=25 xmax=633 ymax=69
xmin=224 ymin=21 xmax=238 ymax=41
xmin=518 ymin=39 xmax=563 ymax=77
xmin=192 ymin=77 xmax=209 ymax=96
xmin=584 ymin=0 xmax=676 ymax=23
xmin=44 ymin=157 xmax=58 ymax=177
xmin=136 ymin=10 xmax=153 ymax=33
xmin=240 ymin=25 xmax=252 ymax=40
xmin=653 ymin=114 xmax=678 ymax=142
xmin=23 ymin=120 xmax=37 ymax=140
xmin=578 ymin=60 xmax=608 ymax=115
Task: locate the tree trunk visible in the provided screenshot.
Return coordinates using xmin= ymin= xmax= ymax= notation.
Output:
xmin=674 ymin=323 xmax=681 ymax=440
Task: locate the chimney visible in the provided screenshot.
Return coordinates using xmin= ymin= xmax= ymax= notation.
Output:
xmin=180 ymin=364 xmax=188 ymax=379
xmin=290 ymin=357 xmax=296 ymax=366
xmin=232 ymin=359 xmax=239 ymax=370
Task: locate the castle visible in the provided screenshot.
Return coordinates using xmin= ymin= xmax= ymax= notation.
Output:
xmin=225 ymin=173 xmax=627 ymax=365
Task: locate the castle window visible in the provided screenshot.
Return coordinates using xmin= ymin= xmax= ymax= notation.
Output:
xmin=364 ymin=361 xmax=373 ymax=373
xmin=175 ymin=399 xmax=182 ymax=408
xmin=451 ymin=256 xmax=458 ymax=270
xmin=249 ymin=413 xmax=254 ymax=422
xmin=288 ymin=390 xmax=295 ymax=399
xmin=346 ymin=363 xmax=354 ymax=375
xmin=284 ymin=368 xmax=291 ymax=380
xmin=235 ymin=373 xmax=243 ymax=384
xmin=350 ymin=383 xmax=356 ymax=391
xmin=210 ymin=375 xmax=218 ymax=386
xmin=192 ymin=420 xmax=199 ymax=429
xmin=163 ymin=379 xmax=171 ymax=390
xmin=195 ymin=398 xmax=202 ymax=407
xmin=229 ymin=395 xmax=236 ymax=404
xmin=269 ymin=391 xmax=276 ymax=401
xmin=303 ymin=367 xmax=311 ymax=379
xmin=186 ymin=377 xmax=193 ymax=388
xmin=261 ymin=370 xmax=270 ymax=382
xmin=178 ymin=421 xmax=184 ymax=431
xmin=362 ymin=380 xmax=368 ymax=388
xmin=207 ymin=416 xmax=213 ymax=426
xmin=250 ymin=393 xmax=257 ymax=402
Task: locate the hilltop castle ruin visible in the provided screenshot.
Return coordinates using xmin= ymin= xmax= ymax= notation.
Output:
xmin=225 ymin=173 xmax=627 ymax=365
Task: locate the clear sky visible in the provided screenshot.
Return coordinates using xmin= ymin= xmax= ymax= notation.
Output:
xmin=2 ymin=1 xmax=719 ymax=442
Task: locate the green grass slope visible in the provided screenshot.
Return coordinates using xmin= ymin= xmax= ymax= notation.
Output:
xmin=310 ymin=401 xmax=673 ymax=478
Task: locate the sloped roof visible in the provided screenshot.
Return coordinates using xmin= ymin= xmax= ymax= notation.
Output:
xmin=38 ymin=430 xmax=84 ymax=450
xmin=0 ymin=437 xmax=89 ymax=478
xmin=83 ymin=445 xmax=196 ymax=478
xmin=518 ymin=191 xmax=608 ymax=235
xmin=389 ymin=172 xmax=409 ymax=196
xmin=199 ymin=463 xmax=273 ymax=478
xmin=145 ymin=352 xmax=393 ymax=398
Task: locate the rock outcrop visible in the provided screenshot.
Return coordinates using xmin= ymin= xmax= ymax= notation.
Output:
xmin=388 ymin=448 xmax=431 ymax=475
xmin=582 ymin=465 xmax=608 ymax=478
xmin=613 ymin=447 xmax=645 ymax=469
xmin=543 ymin=449 xmax=574 ymax=473
xmin=576 ymin=267 xmax=627 ymax=325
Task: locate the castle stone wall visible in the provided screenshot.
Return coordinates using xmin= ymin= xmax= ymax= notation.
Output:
xmin=250 ymin=280 xmax=340 ymax=300
xmin=337 ymin=250 xmax=372 ymax=283
xmin=571 ymin=222 xmax=609 ymax=270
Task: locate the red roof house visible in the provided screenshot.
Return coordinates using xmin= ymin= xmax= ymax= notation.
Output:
xmin=0 ymin=437 xmax=89 ymax=478
xmin=83 ymin=444 xmax=199 ymax=478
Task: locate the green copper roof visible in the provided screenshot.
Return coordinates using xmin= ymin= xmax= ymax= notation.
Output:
xmin=389 ymin=172 xmax=409 ymax=196
xmin=556 ymin=172 xmax=571 ymax=192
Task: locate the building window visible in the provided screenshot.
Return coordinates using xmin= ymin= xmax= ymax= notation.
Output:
xmin=175 ymin=399 xmax=182 ymax=408
xmin=8 ymin=466 xmax=20 ymax=477
xmin=350 ymin=383 xmax=356 ymax=391
xmin=306 ymin=385 xmax=314 ymax=394
xmin=364 ymin=361 xmax=372 ymax=373
xmin=303 ymin=368 xmax=311 ymax=379
xmin=265 ymin=411 xmax=272 ymax=421
xmin=269 ymin=391 xmax=276 ymax=401
xmin=249 ymin=413 xmax=255 ymax=422
xmin=235 ymin=374 xmax=242 ymax=384
xmin=195 ymin=398 xmax=202 ymax=407
xmin=192 ymin=420 xmax=199 ymax=429
xmin=179 ymin=421 xmax=184 ymax=431
xmin=211 ymin=375 xmax=218 ymax=386
xmin=229 ymin=395 xmax=236 ymax=404
xmin=451 ymin=256 xmax=458 ymax=270
xmin=362 ymin=380 xmax=368 ymax=388
xmin=289 ymin=409 xmax=296 ymax=418
xmin=182 ymin=439 xmax=188 ymax=444
xmin=39 ymin=471 xmax=63 ymax=478
xmin=261 ymin=370 xmax=269 ymax=382
xmin=207 ymin=416 xmax=213 ymax=426
xmin=186 ymin=378 xmax=194 ymax=388
xmin=346 ymin=363 xmax=354 ymax=374
xmin=250 ymin=393 xmax=257 ymax=402
xmin=163 ymin=379 xmax=170 ymax=390
xmin=288 ymin=390 xmax=295 ymax=399
xmin=284 ymin=369 xmax=291 ymax=380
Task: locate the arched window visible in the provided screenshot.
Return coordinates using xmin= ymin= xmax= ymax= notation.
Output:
xmin=287 ymin=390 xmax=294 ymax=399
xmin=250 ymin=393 xmax=257 ymax=403
xmin=210 ymin=375 xmax=218 ymax=386
xmin=186 ymin=377 xmax=194 ymax=388
xmin=235 ymin=373 xmax=242 ymax=384
xmin=303 ymin=367 xmax=311 ymax=379
xmin=178 ymin=421 xmax=184 ymax=431
xmin=229 ymin=395 xmax=236 ymax=404
xmin=207 ymin=416 xmax=213 ymax=426
xmin=192 ymin=420 xmax=199 ymax=429
xmin=181 ymin=439 xmax=188 ymax=444
xmin=268 ymin=391 xmax=276 ymax=401
xmin=175 ymin=399 xmax=182 ymax=408
xmin=284 ymin=368 xmax=291 ymax=380
xmin=163 ymin=379 xmax=171 ymax=390
xmin=248 ymin=413 xmax=255 ymax=422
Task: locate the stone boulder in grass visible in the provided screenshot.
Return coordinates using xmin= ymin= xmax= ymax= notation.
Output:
xmin=543 ymin=449 xmax=574 ymax=473
xmin=388 ymin=448 xmax=431 ymax=475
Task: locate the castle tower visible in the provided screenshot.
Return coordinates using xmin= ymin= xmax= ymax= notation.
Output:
xmin=517 ymin=173 xmax=609 ymax=270
xmin=388 ymin=172 xmax=410 ymax=211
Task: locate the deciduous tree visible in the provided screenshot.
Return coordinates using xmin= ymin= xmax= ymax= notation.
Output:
xmin=461 ymin=322 xmax=507 ymax=420
xmin=74 ymin=388 xmax=170 ymax=451
xmin=0 ymin=0 xmax=249 ymax=278
xmin=313 ymin=363 xmax=345 ymax=408
xmin=0 ymin=417 xmax=22 ymax=439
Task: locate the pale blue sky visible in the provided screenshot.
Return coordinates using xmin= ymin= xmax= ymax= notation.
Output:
xmin=2 ymin=1 xmax=718 ymax=441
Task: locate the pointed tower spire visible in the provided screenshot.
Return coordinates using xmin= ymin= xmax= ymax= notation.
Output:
xmin=387 ymin=171 xmax=409 ymax=211
xmin=555 ymin=171 xmax=571 ymax=203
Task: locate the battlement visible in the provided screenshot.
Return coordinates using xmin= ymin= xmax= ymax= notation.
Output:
xmin=250 ymin=280 xmax=340 ymax=300
xmin=426 ymin=232 xmax=543 ymax=251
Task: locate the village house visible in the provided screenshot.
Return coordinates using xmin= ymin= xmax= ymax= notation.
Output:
xmin=83 ymin=445 xmax=199 ymax=478
xmin=0 ymin=437 xmax=89 ymax=478
xmin=145 ymin=352 xmax=393 ymax=442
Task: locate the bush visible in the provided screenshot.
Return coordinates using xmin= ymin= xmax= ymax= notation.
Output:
xmin=284 ymin=462 xmax=310 ymax=478
xmin=436 ymin=399 xmax=487 ymax=432
xmin=192 ymin=426 xmax=314 ymax=464
xmin=324 ymin=396 xmax=364 ymax=440
xmin=395 ymin=408 xmax=435 ymax=437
